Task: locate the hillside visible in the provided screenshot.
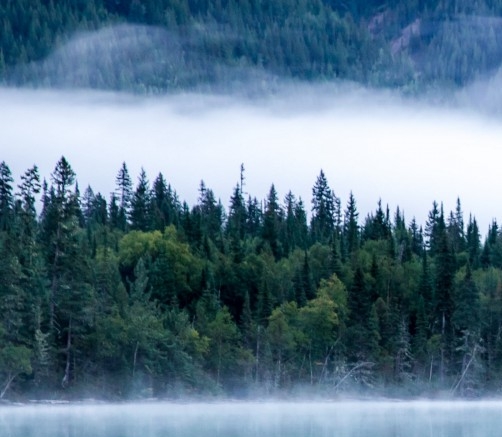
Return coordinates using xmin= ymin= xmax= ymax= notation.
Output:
xmin=3 ymin=0 xmax=502 ymax=92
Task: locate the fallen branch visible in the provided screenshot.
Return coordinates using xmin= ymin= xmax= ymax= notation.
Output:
xmin=334 ymin=362 xmax=374 ymax=391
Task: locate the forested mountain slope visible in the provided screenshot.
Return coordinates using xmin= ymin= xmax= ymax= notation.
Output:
xmin=3 ymin=0 xmax=502 ymax=92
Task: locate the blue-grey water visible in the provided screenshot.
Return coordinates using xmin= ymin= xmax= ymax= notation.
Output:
xmin=0 ymin=400 xmax=500 ymax=436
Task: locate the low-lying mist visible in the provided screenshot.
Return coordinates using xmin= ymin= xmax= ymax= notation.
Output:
xmin=3 ymin=78 xmax=502 ymax=232
xmin=4 ymin=23 xmax=502 ymax=232
xmin=2 ymin=400 xmax=502 ymax=437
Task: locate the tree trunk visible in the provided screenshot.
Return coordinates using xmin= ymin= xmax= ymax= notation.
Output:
xmin=0 ymin=373 xmax=16 ymax=399
xmin=132 ymin=341 xmax=139 ymax=377
xmin=62 ymin=316 xmax=72 ymax=387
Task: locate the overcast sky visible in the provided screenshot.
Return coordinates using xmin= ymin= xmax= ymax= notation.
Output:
xmin=2 ymin=84 xmax=501 ymax=234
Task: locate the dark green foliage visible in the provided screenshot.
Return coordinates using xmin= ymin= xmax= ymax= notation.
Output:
xmin=310 ymin=170 xmax=337 ymax=245
xmin=346 ymin=267 xmax=379 ymax=363
xmin=0 ymin=162 xmax=14 ymax=232
xmin=115 ymin=162 xmax=133 ymax=231
xmin=261 ymin=185 xmax=283 ymax=260
xmin=3 ymin=157 xmax=502 ymax=398
xmin=129 ymin=168 xmax=151 ymax=231
xmin=453 ymin=263 xmax=480 ymax=334
xmin=150 ymin=173 xmax=180 ymax=231
xmin=466 ymin=215 xmax=481 ymax=269
xmin=4 ymin=0 xmax=502 ymax=92
xmin=343 ymin=192 xmax=359 ymax=259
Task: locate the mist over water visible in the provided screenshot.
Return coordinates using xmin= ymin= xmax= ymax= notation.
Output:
xmin=1 ymin=401 xmax=501 ymax=437
xmin=2 ymin=81 xmax=502 ymax=232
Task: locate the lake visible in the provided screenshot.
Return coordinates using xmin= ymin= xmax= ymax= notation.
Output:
xmin=0 ymin=400 xmax=500 ymax=436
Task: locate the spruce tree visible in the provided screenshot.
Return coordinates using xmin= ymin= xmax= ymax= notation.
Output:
xmin=310 ymin=170 xmax=337 ymax=244
xmin=343 ymin=192 xmax=359 ymax=258
xmin=0 ymin=161 xmax=14 ymax=232
xmin=466 ymin=215 xmax=481 ymax=269
xmin=115 ymin=162 xmax=132 ymax=231
xmin=261 ymin=184 xmax=282 ymax=260
xmin=129 ymin=168 xmax=151 ymax=232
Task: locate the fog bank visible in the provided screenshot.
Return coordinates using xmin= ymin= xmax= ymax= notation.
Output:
xmin=2 ymin=84 xmax=501 ymax=232
xmin=2 ymin=401 xmax=502 ymax=437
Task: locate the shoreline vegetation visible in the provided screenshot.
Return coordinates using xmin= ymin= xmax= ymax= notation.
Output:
xmin=4 ymin=0 xmax=502 ymax=402
xmin=0 ymin=158 xmax=501 ymax=401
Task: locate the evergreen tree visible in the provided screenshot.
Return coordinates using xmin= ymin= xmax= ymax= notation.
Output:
xmin=196 ymin=180 xmax=224 ymax=247
xmin=226 ymin=184 xmax=247 ymax=262
xmin=115 ymin=162 xmax=132 ymax=231
xmin=453 ymin=263 xmax=480 ymax=335
xmin=310 ymin=170 xmax=337 ymax=244
xmin=409 ymin=218 xmax=424 ymax=257
xmin=261 ymin=184 xmax=283 ymax=259
xmin=425 ymin=201 xmax=440 ymax=256
xmin=129 ymin=168 xmax=151 ymax=232
xmin=447 ymin=198 xmax=466 ymax=255
xmin=246 ymin=196 xmax=262 ymax=238
xmin=343 ymin=192 xmax=359 ymax=258
xmin=466 ymin=215 xmax=481 ymax=269
xmin=433 ymin=210 xmax=455 ymax=380
xmin=0 ymin=161 xmax=14 ymax=232
xmin=393 ymin=207 xmax=412 ymax=263
xmin=346 ymin=267 xmax=378 ymax=363
xmin=16 ymin=165 xmax=41 ymax=275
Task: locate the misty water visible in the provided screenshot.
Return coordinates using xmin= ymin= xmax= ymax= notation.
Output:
xmin=0 ymin=401 xmax=500 ymax=437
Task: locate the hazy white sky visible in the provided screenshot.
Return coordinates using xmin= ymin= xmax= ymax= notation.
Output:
xmin=2 ymin=85 xmax=502 ymax=234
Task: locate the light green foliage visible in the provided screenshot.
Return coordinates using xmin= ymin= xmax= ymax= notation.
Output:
xmin=0 ymin=335 xmax=32 ymax=398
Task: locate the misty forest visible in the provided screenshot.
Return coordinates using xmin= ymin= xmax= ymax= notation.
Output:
xmin=4 ymin=0 xmax=502 ymax=92
xmin=3 ymin=0 xmax=502 ymax=402
xmin=0 ymin=158 xmax=499 ymax=400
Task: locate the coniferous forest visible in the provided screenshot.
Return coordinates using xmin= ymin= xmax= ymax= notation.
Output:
xmin=3 ymin=0 xmax=502 ymax=401
xmin=4 ymin=0 xmax=502 ymax=92
xmin=0 ymin=158 xmax=500 ymax=400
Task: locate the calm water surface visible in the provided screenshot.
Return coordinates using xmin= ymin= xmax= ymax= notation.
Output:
xmin=0 ymin=400 xmax=500 ymax=437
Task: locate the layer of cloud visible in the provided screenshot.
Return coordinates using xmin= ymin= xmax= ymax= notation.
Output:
xmin=2 ymin=83 xmax=502 ymax=234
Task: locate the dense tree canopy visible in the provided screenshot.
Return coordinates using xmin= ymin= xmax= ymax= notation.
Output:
xmin=0 ymin=157 xmax=501 ymax=399
xmin=3 ymin=0 xmax=502 ymax=92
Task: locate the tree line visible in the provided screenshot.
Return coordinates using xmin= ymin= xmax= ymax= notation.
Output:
xmin=0 ymin=157 xmax=501 ymax=399
xmin=4 ymin=0 xmax=502 ymax=92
